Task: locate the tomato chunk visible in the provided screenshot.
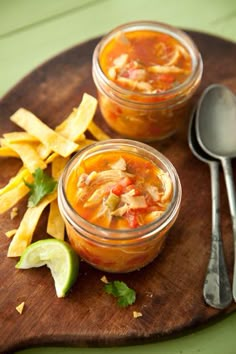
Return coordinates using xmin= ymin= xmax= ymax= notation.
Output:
xmin=112 ymin=184 xmax=123 ymax=196
xmin=125 ymin=211 xmax=140 ymax=228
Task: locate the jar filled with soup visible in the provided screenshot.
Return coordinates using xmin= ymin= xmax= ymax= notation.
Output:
xmin=92 ymin=21 xmax=203 ymax=141
xmin=58 ymin=139 xmax=182 ymax=273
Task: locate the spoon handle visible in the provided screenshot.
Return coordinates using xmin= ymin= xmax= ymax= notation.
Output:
xmin=221 ymin=158 xmax=236 ymax=302
xmin=203 ymin=162 xmax=232 ymax=309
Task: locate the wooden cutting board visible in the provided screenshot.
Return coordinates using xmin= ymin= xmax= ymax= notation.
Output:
xmin=1 ymin=31 xmax=236 ymax=353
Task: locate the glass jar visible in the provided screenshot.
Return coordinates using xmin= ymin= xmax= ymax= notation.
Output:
xmin=58 ymin=139 xmax=182 ymax=273
xmin=92 ymin=21 xmax=203 ymax=141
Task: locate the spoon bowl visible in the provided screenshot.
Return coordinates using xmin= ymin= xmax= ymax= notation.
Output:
xmin=196 ymin=84 xmax=236 ymax=158
xmin=189 ymin=110 xmax=218 ymax=164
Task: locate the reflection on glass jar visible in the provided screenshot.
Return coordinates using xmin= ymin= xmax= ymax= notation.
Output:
xmin=92 ymin=21 xmax=203 ymax=141
xmin=58 ymin=139 xmax=182 ymax=273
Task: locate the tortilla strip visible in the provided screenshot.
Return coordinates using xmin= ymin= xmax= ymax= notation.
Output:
xmin=0 ymin=137 xmax=8 ymax=146
xmin=47 ymin=199 xmax=65 ymax=240
xmin=0 ymin=167 xmax=31 ymax=196
xmin=2 ymin=133 xmax=51 ymax=165
xmin=47 ymin=155 xmax=68 ymax=239
xmin=5 ymin=229 xmax=17 ymax=238
xmin=45 ymin=152 xmax=59 ymax=165
xmin=10 ymin=108 xmax=78 ymax=157
xmin=88 ymin=121 xmax=110 ymax=141
xmin=3 ymin=132 xmax=38 ymax=143
xmin=0 ymin=146 xmax=19 ymax=157
xmin=51 ymin=155 xmax=69 ymax=180
xmin=45 ymin=139 xmax=97 ymax=164
xmin=55 ymin=93 xmax=97 ymax=141
xmin=7 ymin=191 xmax=57 ymax=257
xmin=4 ymin=141 xmax=47 ymax=172
xmin=0 ymin=182 xmax=30 ymax=214
xmin=36 ymin=143 xmax=52 ymax=160
xmin=76 ymin=139 xmax=97 ymax=148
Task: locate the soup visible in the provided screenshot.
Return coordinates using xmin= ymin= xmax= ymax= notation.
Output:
xmin=66 ymin=151 xmax=172 ymax=229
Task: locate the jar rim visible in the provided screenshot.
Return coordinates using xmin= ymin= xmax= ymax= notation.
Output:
xmin=92 ymin=20 xmax=203 ymax=106
xmin=58 ymin=139 xmax=182 ymax=243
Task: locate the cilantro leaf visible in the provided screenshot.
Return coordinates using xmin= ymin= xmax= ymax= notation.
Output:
xmin=24 ymin=168 xmax=57 ymax=207
xmin=104 ymin=280 xmax=136 ymax=307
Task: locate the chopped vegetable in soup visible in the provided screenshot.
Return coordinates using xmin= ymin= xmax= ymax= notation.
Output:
xmin=67 ymin=151 xmax=172 ymax=229
xmin=99 ymin=30 xmax=192 ymax=93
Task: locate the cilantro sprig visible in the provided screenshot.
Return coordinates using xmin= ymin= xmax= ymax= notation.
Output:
xmin=24 ymin=168 xmax=57 ymax=207
xmin=104 ymin=280 xmax=136 ymax=307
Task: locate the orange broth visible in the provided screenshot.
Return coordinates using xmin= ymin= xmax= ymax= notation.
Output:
xmin=66 ymin=151 xmax=172 ymax=230
xmin=100 ymin=30 xmax=192 ymax=94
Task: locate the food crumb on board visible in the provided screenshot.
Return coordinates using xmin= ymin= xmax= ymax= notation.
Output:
xmin=133 ymin=311 xmax=143 ymax=318
xmin=10 ymin=207 xmax=18 ymax=219
xmin=5 ymin=229 xmax=17 ymax=238
xmin=100 ymin=275 xmax=109 ymax=284
xmin=16 ymin=301 xmax=25 ymax=314
xmin=145 ymin=291 xmax=153 ymax=298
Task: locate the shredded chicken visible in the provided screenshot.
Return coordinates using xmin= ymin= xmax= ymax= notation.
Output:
xmin=77 ymin=173 xmax=88 ymax=187
xmin=165 ymin=47 xmax=180 ymax=66
xmin=86 ymin=171 xmax=97 ymax=184
xmin=176 ymin=44 xmax=189 ymax=59
xmin=117 ymin=77 xmax=153 ymax=92
xmin=115 ymin=31 xmax=130 ymax=45
xmin=146 ymin=185 xmax=160 ymax=202
xmin=111 ymin=204 xmax=129 ymax=217
xmin=122 ymin=189 xmax=136 ymax=197
xmin=77 ymin=181 xmax=113 ymax=202
xmin=148 ymin=65 xmax=186 ymax=74
xmin=129 ymin=69 xmax=146 ymax=81
xmin=117 ymin=77 xmax=136 ymax=90
xmin=121 ymin=195 xmax=147 ymax=209
xmin=108 ymin=67 xmax=117 ymax=80
xmin=109 ymin=157 xmax=126 ymax=171
xmin=94 ymin=169 xmax=133 ymax=184
xmin=113 ymin=54 xmax=129 ymax=68
xmin=90 ymin=204 xmax=112 ymax=228
xmin=159 ymin=172 xmax=172 ymax=202
xmin=84 ymin=188 xmax=107 ymax=208
xmin=135 ymin=81 xmax=153 ymax=92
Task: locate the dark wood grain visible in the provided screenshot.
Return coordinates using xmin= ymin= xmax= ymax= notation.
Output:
xmin=0 ymin=31 xmax=236 ymax=354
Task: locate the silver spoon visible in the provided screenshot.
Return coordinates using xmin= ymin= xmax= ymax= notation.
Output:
xmin=188 ymin=108 xmax=232 ymax=309
xmin=195 ymin=84 xmax=236 ymax=302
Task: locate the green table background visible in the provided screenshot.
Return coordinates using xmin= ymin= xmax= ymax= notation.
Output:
xmin=1 ymin=1 xmax=236 ymax=353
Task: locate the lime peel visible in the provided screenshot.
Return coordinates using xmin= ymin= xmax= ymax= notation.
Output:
xmin=16 ymin=239 xmax=79 ymax=298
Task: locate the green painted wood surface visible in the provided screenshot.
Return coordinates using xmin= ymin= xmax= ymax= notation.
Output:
xmin=1 ymin=0 xmax=236 ymax=353
xmin=0 ymin=0 xmax=236 ymax=98
xmin=0 ymin=0 xmax=93 ymax=36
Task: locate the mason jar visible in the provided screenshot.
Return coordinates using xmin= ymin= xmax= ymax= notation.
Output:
xmin=58 ymin=139 xmax=182 ymax=273
xmin=92 ymin=21 xmax=203 ymax=141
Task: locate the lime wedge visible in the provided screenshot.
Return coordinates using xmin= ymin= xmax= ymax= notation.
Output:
xmin=16 ymin=239 xmax=79 ymax=298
